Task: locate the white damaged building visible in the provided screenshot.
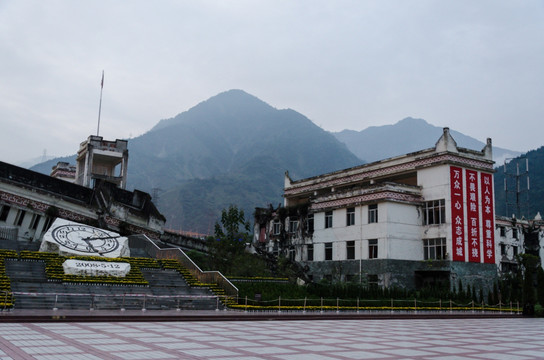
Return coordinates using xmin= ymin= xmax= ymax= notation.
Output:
xmin=254 ymin=128 xmax=501 ymax=290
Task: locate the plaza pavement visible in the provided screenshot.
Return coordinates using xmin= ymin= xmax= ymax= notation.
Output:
xmin=0 ymin=312 xmax=542 ymax=360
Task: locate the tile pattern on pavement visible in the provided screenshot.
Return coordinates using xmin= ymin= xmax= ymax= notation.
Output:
xmin=0 ymin=318 xmax=542 ymax=359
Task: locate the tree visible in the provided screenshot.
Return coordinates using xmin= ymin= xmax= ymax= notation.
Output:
xmin=537 ymin=266 xmax=544 ymax=307
xmin=207 ymin=205 xmax=254 ymax=275
xmin=214 ymin=205 xmax=251 ymax=244
xmin=520 ymin=254 xmax=539 ymax=315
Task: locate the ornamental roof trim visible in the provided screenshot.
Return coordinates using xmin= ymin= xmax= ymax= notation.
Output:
xmin=285 ymin=128 xmax=493 ymax=197
xmin=286 ymin=153 xmax=493 ymax=197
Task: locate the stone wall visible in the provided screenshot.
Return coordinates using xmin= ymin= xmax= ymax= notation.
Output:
xmin=303 ymin=259 xmax=498 ymax=294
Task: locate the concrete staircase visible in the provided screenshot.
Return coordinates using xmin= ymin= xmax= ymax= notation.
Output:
xmin=4 ymin=258 xmax=221 ymax=311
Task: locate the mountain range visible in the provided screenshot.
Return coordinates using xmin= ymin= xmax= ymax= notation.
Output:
xmin=30 ymin=89 xmax=539 ymax=233
xmin=333 ymin=118 xmax=520 ymax=165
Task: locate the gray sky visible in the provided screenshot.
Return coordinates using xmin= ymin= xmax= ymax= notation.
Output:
xmin=1 ymin=1 xmax=543 ymax=165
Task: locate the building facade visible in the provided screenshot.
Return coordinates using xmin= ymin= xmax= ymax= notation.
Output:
xmin=50 ymin=161 xmax=76 ymax=182
xmin=495 ymin=213 xmax=544 ymax=274
xmin=0 ymin=160 xmax=164 ymax=244
xmin=254 ymin=128 xmax=500 ymax=291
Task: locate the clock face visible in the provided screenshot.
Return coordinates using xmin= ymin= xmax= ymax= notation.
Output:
xmin=51 ymin=224 xmax=120 ymax=255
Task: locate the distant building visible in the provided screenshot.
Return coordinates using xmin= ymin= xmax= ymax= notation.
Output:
xmin=495 ymin=213 xmax=544 ymax=273
xmin=254 ymin=128 xmax=503 ymax=291
xmin=50 ymin=161 xmax=76 ymax=182
xmin=75 ymin=135 xmax=129 ymax=190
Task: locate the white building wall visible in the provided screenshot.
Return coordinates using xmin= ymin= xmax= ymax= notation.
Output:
xmin=417 ymin=165 xmax=452 ymax=257
xmin=494 ymin=219 xmax=522 ymax=272
xmin=418 ymin=165 xmax=450 ymax=200
xmin=336 ymin=237 xmax=347 ymax=261
xmin=332 ymin=207 xmax=362 ymax=242
xmin=312 ymin=210 xmax=331 ymax=261
xmin=3 ymin=207 xmax=17 ymax=226
xmin=385 ymin=202 xmax=424 ymax=260
xmin=314 ymin=242 xmax=325 ymax=261
xmin=308 ymin=201 xmax=428 ymax=262
xmin=363 ymin=204 xmax=384 ymax=239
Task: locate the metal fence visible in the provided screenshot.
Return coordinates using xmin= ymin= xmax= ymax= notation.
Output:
xmin=2 ymin=290 xmax=522 ymax=314
xmin=230 ymin=296 xmax=522 ymax=314
xmin=4 ymin=291 xmax=226 ymax=311
xmin=0 ymin=226 xmax=17 ymax=241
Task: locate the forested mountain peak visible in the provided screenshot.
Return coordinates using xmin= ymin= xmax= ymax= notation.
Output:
xmin=29 ymin=91 xmax=540 ymax=232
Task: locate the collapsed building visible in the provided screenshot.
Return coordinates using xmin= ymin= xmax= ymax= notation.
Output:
xmin=0 ymin=135 xmax=164 ymax=245
xmin=254 ymin=128 xmax=526 ymax=291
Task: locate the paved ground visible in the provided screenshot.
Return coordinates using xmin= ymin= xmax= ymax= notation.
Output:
xmin=0 ymin=317 xmax=542 ymax=360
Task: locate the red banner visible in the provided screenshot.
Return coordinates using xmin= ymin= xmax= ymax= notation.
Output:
xmin=481 ymin=173 xmax=495 ymax=263
xmin=450 ymin=166 xmax=465 ymax=261
xmin=466 ymin=170 xmax=481 ymax=262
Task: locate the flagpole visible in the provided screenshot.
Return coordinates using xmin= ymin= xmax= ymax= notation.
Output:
xmin=97 ymin=70 xmax=104 ymax=136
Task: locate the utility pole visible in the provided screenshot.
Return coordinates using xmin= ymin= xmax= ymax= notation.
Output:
xmin=97 ymin=71 xmax=104 ymax=136
xmin=504 ymin=157 xmax=530 ymax=218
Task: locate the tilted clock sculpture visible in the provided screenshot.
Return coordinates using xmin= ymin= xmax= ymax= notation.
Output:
xmin=50 ymin=224 xmax=120 ymax=255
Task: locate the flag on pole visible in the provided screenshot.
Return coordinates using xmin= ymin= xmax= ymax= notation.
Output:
xmin=97 ymin=70 xmax=104 ymax=136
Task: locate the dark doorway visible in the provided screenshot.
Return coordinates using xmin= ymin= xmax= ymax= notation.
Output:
xmin=415 ymin=270 xmax=450 ymax=290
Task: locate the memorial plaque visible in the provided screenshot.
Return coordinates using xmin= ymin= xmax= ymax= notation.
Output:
xmin=40 ymin=219 xmax=130 ymax=258
xmin=62 ymin=259 xmax=131 ymax=277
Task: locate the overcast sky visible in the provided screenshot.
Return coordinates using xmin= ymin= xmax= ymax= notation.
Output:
xmin=1 ymin=1 xmax=543 ymax=165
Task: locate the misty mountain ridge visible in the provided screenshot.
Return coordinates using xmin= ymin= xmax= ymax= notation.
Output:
xmin=16 ymin=155 xmax=57 ymax=169
xmin=28 ymin=89 xmax=536 ymax=233
xmin=89 ymin=89 xmax=360 ymax=232
xmin=127 ymin=89 xmax=360 ymax=191
xmin=334 ymin=117 xmax=521 ymax=165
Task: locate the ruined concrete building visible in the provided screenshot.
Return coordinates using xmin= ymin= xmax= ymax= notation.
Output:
xmin=75 ymin=135 xmax=129 ymax=189
xmin=0 ymin=136 xmax=164 ymax=244
xmin=255 ymin=128 xmax=503 ymax=290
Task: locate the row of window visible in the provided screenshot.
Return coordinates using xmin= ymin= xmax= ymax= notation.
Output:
xmin=332 ymin=200 xmax=444 ymax=229
xmin=346 ymin=205 xmax=378 ymax=227
xmin=307 ymin=238 xmax=446 ymax=261
xmin=498 ymin=226 xmax=518 ymax=239
xmin=422 ymin=238 xmax=447 ymax=260
xmin=307 ymin=239 xmax=379 ymax=261
xmin=316 ymin=204 xmax=378 ymax=231
xmin=275 ymin=200 xmax=446 ymax=235
xmin=271 ymin=199 xmax=448 ymax=238
xmin=0 ymin=205 xmax=55 ymax=234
